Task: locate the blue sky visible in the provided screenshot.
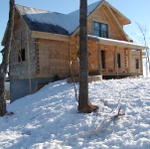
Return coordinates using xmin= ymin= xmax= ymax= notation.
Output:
xmin=0 ymin=0 xmax=150 ymax=61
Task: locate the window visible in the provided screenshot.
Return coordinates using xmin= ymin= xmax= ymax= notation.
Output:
xmin=93 ymin=22 xmax=108 ymax=38
xmin=117 ymin=53 xmax=121 ymax=68
xmin=136 ymin=59 xmax=139 ymax=69
xmin=18 ymin=48 xmax=25 ymax=62
xmin=101 ymin=50 xmax=105 ymax=69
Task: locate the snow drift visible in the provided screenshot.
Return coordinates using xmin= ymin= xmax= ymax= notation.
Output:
xmin=0 ymin=77 xmax=150 ymax=149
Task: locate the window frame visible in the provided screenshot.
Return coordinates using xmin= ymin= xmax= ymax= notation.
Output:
xmin=93 ymin=21 xmax=109 ymax=38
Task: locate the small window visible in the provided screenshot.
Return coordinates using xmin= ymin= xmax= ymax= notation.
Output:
xmin=136 ymin=59 xmax=139 ymax=69
xmin=18 ymin=48 xmax=25 ymax=62
xmin=93 ymin=22 xmax=108 ymax=38
xmin=117 ymin=53 xmax=121 ymax=68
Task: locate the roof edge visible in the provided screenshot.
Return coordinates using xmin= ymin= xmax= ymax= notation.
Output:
xmin=88 ymin=35 xmax=148 ymax=49
xmin=104 ymin=1 xmax=131 ymax=25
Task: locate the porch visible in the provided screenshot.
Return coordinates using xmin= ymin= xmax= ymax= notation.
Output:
xmin=88 ymin=35 xmax=146 ymax=78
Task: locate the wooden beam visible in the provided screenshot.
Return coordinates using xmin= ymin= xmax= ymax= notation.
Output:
xmin=31 ymin=31 xmax=69 ymax=41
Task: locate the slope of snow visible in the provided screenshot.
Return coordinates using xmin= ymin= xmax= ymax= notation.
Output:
xmin=0 ymin=77 xmax=150 ymax=149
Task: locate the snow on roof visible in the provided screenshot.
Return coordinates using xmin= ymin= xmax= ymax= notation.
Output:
xmin=88 ymin=35 xmax=147 ymax=49
xmin=15 ymin=0 xmax=104 ymax=34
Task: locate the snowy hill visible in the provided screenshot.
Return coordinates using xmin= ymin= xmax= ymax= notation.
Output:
xmin=0 ymin=77 xmax=150 ymax=149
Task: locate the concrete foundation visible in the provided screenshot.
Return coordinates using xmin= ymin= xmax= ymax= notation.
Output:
xmin=10 ymin=78 xmax=52 ymax=102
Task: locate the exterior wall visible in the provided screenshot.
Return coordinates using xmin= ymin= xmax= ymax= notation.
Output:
xmin=10 ymin=9 xmax=38 ymax=80
xmin=37 ymin=39 xmax=70 ymax=78
xmin=69 ymin=36 xmax=143 ymax=76
xmin=9 ymin=9 xmax=39 ymax=101
xmin=10 ymin=78 xmax=53 ymax=101
xmin=89 ymin=43 xmax=129 ymax=75
xmin=129 ymin=50 xmax=143 ymax=74
xmin=9 ymin=6 xmax=143 ymax=101
xmin=87 ymin=4 xmax=127 ymax=41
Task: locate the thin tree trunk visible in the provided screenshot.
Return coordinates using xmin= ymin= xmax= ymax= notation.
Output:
xmin=0 ymin=75 xmax=7 ymax=116
xmin=78 ymin=0 xmax=98 ymax=113
xmin=0 ymin=0 xmax=14 ymax=116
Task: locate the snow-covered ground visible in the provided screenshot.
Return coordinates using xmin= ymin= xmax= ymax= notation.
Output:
xmin=0 ymin=77 xmax=150 ymax=149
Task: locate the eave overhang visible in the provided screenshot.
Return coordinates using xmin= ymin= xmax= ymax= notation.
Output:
xmin=31 ymin=31 xmax=70 ymax=42
xmin=88 ymin=35 xmax=147 ymax=50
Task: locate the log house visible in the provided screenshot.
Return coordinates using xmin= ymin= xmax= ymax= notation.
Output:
xmin=2 ymin=0 xmax=146 ymax=101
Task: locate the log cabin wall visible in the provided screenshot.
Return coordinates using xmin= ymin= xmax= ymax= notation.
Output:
xmin=129 ymin=50 xmax=143 ymax=75
xmin=10 ymin=9 xmax=37 ymax=80
xmin=37 ymin=39 xmax=70 ymax=78
xmin=87 ymin=4 xmax=127 ymax=41
xmin=69 ymin=36 xmax=143 ymax=77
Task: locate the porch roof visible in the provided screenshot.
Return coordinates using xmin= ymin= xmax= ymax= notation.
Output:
xmin=88 ymin=35 xmax=147 ymax=50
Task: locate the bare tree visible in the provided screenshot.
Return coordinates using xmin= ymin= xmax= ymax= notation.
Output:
xmin=136 ymin=23 xmax=150 ymax=76
xmin=0 ymin=0 xmax=14 ymax=116
xmin=78 ymin=0 xmax=98 ymax=113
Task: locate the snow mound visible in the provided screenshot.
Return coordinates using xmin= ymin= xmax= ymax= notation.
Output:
xmin=0 ymin=77 xmax=150 ymax=149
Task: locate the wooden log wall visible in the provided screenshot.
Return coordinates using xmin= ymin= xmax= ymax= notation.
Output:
xmin=69 ymin=36 xmax=143 ymax=76
xmin=10 ymin=9 xmax=37 ymax=80
xmin=9 ymin=5 xmax=143 ymax=80
xmin=129 ymin=50 xmax=143 ymax=74
xmin=37 ymin=39 xmax=70 ymax=78
xmin=87 ymin=4 xmax=127 ymax=41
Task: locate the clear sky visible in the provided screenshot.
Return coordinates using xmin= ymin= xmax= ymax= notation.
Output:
xmin=0 ymin=0 xmax=150 ymax=62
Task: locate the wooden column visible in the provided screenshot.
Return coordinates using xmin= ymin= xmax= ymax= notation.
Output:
xmin=114 ymin=46 xmax=118 ymax=73
xmin=98 ymin=43 xmax=102 ymax=75
xmin=140 ymin=49 xmax=143 ymax=74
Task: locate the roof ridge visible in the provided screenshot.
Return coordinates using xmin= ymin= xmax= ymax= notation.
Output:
xmin=68 ymin=0 xmax=104 ymax=15
xmin=15 ymin=4 xmax=66 ymax=15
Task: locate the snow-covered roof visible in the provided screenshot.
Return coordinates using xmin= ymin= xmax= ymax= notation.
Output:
xmin=15 ymin=0 xmax=104 ymax=35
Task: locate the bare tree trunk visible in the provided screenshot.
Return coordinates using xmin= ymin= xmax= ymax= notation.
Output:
xmin=0 ymin=74 xmax=7 ymax=116
xmin=0 ymin=0 xmax=14 ymax=116
xmin=136 ymin=23 xmax=150 ymax=76
xmin=78 ymin=0 xmax=98 ymax=113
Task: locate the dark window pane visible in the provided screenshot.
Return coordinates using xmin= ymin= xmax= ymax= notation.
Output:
xmin=101 ymin=31 xmax=108 ymax=38
xmin=136 ymin=59 xmax=139 ymax=69
xmin=94 ymin=29 xmax=100 ymax=36
xmin=100 ymin=24 xmax=108 ymax=38
xmin=101 ymin=24 xmax=107 ymax=31
xmin=18 ymin=48 xmax=25 ymax=62
xmin=93 ymin=22 xmax=100 ymax=36
xmin=117 ymin=53 xmax=121 ymax=68
xmin=101 ymin=50 xmax=105 ymax=69
xmin=94 ymin=22 xmax=100 ymax=30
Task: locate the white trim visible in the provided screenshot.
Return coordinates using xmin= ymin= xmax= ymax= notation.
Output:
xmin=88 ymin=35 xmax=147 ymax=49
